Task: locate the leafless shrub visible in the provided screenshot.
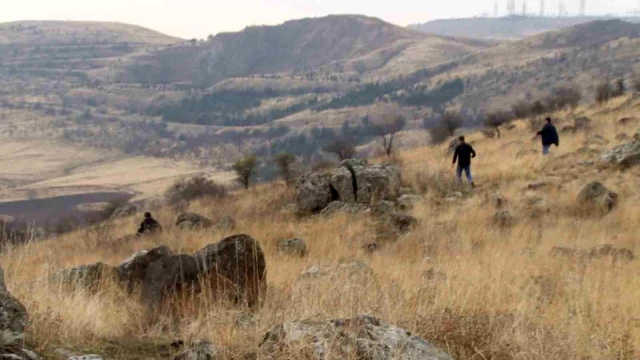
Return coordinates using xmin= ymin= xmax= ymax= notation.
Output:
xmin=595 ymin=81 xmax=613 ymax=104
xmin=440 ymin=110 xmax=464 ymax=136
xmin=483 ymin=111 xmax=513 ymax=139
xmin=546 ymin=85 xmax=582 ymax=111
xmin=324 ymin=139 xmax=356 ymax=161
xmin=376 ymin=116 xmax=406 ymax=157
xmin=428 ymin=127 xmax=452 ymax=145
xmin=166 ymin=175 xmax=227 ymax=206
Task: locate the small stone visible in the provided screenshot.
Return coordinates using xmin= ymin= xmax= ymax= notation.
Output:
xmin=276 ymin=238 xmax=308 ymax=257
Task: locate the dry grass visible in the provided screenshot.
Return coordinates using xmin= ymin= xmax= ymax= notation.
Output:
xmin=2 ymin=97 xmax=640 ymax=359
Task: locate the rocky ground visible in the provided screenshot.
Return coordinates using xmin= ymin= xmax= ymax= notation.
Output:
xmin=1 ymin=95 xmax=640 ymax=359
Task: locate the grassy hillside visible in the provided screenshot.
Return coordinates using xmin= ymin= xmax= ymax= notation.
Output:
xmin=1 ymin=93 xmax=639 ymax=358
xmin=0 ymin=20 xmax=179 ymax=45
xmin=410 ymin=15 xmax=640 ymax=40
xmin=123 ymin=15 xmax=489 ymax=87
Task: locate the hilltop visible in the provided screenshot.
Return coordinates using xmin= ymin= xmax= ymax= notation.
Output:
xmin=0 ymin=20 xmax=180 ymax=45
xmin=409 ymin=15 xmax=640 ymax=40
xmin=124 ymin=15 xmax=489 ymax=86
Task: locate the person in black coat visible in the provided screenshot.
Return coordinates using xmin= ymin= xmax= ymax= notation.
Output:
xmin=452 ymin=135 xmax=476 ymax=187
xmin=137 ymin=212 xmax=163 ymax=236
xmin=536 ymin=117 xmax=559 ymax=155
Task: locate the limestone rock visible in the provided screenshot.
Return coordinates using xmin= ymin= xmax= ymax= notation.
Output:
xmin=320 ymin=201 xmax=368 ymax=216
xmin=194 ymin=234 xmax=267 ymax=307
xmin=577 ymin=182 xmax=618 ymax=214
xmin=601 ymin=129 xmax=640 ymax=168
xmin=55 ymin=262 xmax=115 ymax=291
xmin=176 ymin=213 xmax=214 ymax=230
xmin=259 ymin=315 xmax=454 ymax=360
xmin=295 ymin=172 xmax=333 ymax=213
xmin=117 ymin=246 xmax=173 ymax=292
xmin=0 ymin=267 xmax=27 ymax=347
xmin=276 ymin=238 xmax=308 ymax=257
xmin=211 ymin=215 xmax=235 ymax=233
xmin=142 ymin=254 xmax=200 ymax=307
xmin=397 ymin=194 xmax=422 ymax=211
xmin=174 ymin=339 xmax=217 ymax=360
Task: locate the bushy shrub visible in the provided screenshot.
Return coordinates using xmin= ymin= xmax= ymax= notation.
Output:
xmin=166 ymin=175 xmax=227 ymax=206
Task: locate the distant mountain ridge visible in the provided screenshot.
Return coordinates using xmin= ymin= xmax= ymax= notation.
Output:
xmin=409 ymin=16 xmax=640 ymax=40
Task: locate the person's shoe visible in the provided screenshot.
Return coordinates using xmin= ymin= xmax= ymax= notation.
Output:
xmin=471 ymin=181 xmax=476 ymax=188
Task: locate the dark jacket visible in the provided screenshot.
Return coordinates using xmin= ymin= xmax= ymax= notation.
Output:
xmin=537 ymin=123 xmax=559 ymax=146
xmin=137 ymin=217 xmax=162 ymax=236
xmin=453 ymin=142 xmax=476 ymax=168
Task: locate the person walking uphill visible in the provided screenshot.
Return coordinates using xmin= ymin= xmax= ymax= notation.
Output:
xmin=536 ymin=117 xmax=559 ymax=155
xmin=137 ymin=212 xmax=163 ymax=236
xmin=452 ymin=136 xmax=476 ymax=187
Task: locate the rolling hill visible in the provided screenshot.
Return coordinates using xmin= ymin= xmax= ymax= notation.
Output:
xmin=123 ymin=15 xmax=493 ymax=86
xmin=409 ymin=15 xmax=640 ymax=40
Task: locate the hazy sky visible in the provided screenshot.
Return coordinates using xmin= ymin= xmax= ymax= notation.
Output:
xmin=2 ymin=0 xmax=640 ymax=38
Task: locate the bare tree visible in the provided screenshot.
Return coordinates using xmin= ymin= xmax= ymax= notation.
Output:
xmin=440 ymin=111 xmax=464 ymax=136
xmin=547 ymin=85 xmax=582 ymax=111
xmin=483 ymin=111 xmax=512 ymax=139
xmin=595 ymin=81 xmax=613 ymax=104
xmin=324 ymin=139 xmax=356 ymax=161
xmin=232 ymin=156 xmax=259 ymax=189
xmin=274 ymin=153 xmax=297 ymax=187
xmin=377 ymin=116 xmax=406 ymax=157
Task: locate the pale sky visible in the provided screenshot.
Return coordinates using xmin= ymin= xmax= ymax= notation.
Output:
xmin=2 ymin=0 xmax=639 ymax=39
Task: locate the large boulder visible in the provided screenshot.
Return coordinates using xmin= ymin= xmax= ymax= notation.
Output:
xmin=0 ymin=267 xmax=41 ymax=360
xmin=354 ymin=164 xmax=401 ymax=204
xmin=117 ymin=246 xmax=174 ymax=292
xmin=296 ymin=160 xmax=401 ymax=213
xmin=601 ymin=129 xmax=640 ymax=167
xmin=295 ymin=172 xmax=334 ymax=213
xmin=0 ymin=267 xmax=27 ymax=347
xmin=142 ymin=254 xmax=201 ymax=307
xmin=55 ymin=262 xmax=115 ymax=292
xmin=259 ymin=315 xmax=454 ymax=360
xmin=176 ymin=212 xmax=214 ymax=230
xmin=577 ymin=182 xmax=618 ymax=214
xmin=320 ymin=201 xmax=369 ymax=216
xmin=194 ymin=234 xmax=267 ymax=307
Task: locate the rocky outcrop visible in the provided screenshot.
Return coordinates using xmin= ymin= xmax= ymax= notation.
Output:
xmin=601 ymin=129 xmax=640 ymax=168
xmin=173 ymin=339 xmax=217 ymax=360
xmin=296 ymin=159 xmax=401 ymax=214
xmin=276 ymin=238 xmax=308 ymax=257
xmin=577 ymin=182 xmax=618 ymax=214
xmin=176 ymin=213 xmax=214 ymax=230
xmin=55 ymin=262 xmax=115 ymax=291
xmin=0 ymin=267 xmax=42 ymax=360
xmin=211 ymin=215 xmax=235 ymax=232
xmin=295 ymin=172 xmax=333 ymax=213
xmin=194 ymin=234 xmax=267 ymax=307
xmin=319 ymin=201 xmax=368 ymax=216
xmin=142 ymin=254 xmax=201 ymax=307
xmin=259 ymin=315 xmax=454 ymax=360
xmin=117 ymin=246 xmax=173 ymax=292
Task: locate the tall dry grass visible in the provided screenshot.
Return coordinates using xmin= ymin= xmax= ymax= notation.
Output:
xmin=1 ymin=96 xmax=640 ymax=359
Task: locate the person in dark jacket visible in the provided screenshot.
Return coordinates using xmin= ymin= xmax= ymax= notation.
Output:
xmin=536 ymin=117 xmax=559 ymax=155
xmin=137 ymin=212 xmax=162 ymax=236
xmin=452 ymin=135 xmax=476 ymax=187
